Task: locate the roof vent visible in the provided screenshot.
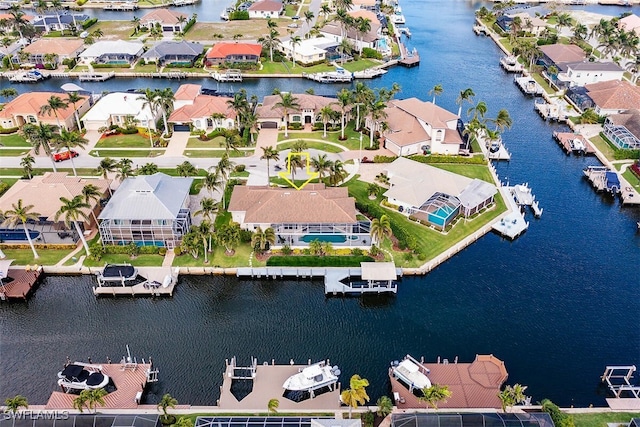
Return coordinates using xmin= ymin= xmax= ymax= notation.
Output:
xmin=310 ymin=192 xmax=317 ymax=195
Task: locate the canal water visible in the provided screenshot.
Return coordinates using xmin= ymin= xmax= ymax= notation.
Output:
xmin=2 ymin=0 xmax=640 ymax=409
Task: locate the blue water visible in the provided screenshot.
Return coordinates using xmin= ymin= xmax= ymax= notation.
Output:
xmin=2 ymin=0 xmax=640 ymax=410
xmin=300 ymin=234 xmax=349 ymax=243
xmin=0 ymin=228 xmax=40 ymax=241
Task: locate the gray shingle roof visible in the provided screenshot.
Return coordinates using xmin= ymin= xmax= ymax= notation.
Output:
xmin=142 ymin=41 xmax=204 ymax=59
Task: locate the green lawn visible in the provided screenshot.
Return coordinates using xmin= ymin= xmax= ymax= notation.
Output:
xmin=230 ymin=171 xmax=250 ymax=177
xmin=278 ymin=140 xmax=344 ymax=153
xmin=0 ymin=248 xmax=73 ymax=266
xmin=0 ymin=133 xmax=29 ymax=147
xmin=0 ymin=149 xmax=31 ymax=156
xmin=186 ymin=136 xmax=226 ymax=148
xmin=133 ymin=62 xmax=159 ymax=72
xmin=431 ymin=164 xmax=494 ymax=183
xmin=0 ymin=168 xmax=101 ymax=177
xmin=83 ymin=254 xmax=164 ymax=268
xmin=252 ymin=59 xmax=379 ymax=75
xmin=90 ymin=150 xmax=164 ymax=158
xmin=93 ymin=20 xmax=136 ymax=40
xmin=573 ymin=412 xmax=640 ymax=427
xmin=590 ymin=134 xmax=617 ymax=161
xmin=279 ymin=124 xmax=363 ymax=150
xmin=95 ymin=133 xmax=154 ymax=148
xmin=173 ymin=243 xmax=263 ymax=268
xmin=184 ymin=150 xmax=253 ymax=158
xmin=623 ymin=169 xmax=640 ymax=190
xmin=531 ymin=73 xmax=555 ymax=94
xmin=157 ymin=168 xmax=208 ymax=177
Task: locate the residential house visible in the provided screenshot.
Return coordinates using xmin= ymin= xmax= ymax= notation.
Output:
xmin=497 ymin=13 xmax=546 ymax=36
xmin=32 ymin=13 xmax=89 ymax=33
xmin=228 ymin=184 xmax=371 ymax=248
xmin=169 ymin=84 xmax=235 ymax=132
xmin=538 ymin=43 xmax=586 ymax=69
xmin=81 ymin=92 xmax=160 ymax=131
xmin=205 ymin=42 xmax=262 ymax=66
xmin=603 ymin=109 xmax=640 ymax=149
xmin=247 ymin=0 xmax=283 ymax=19
xmin=0 ymin=172 xmax=110 ymax=240
xmin=79 ymin=40 xmax=144 ymax=65
xmin=373 ymin=97 xmax=462 ymax=156
xmin=579 ymin=80 xmax=640 ymax=115
xmin=618 ymin=13 xmax=640 ymax=35
xmin=140 ymin=8 xmax=189 ymax=33
xmin=555 ymin=61 xmax=624 ymax=88
xmin=256 ymin=93 xmax=339 ymax=129
xmin=0 ymin=91 xmax=90 ymax=130
xmin=142 ymin=40 xmax=203 ymax=66
xmin=22 ymin=38 xmax=85 ymax=67
xmin=383 ymin=157 xmax=497 ymax=230
xmin=319 ymin=10 xmax=382 ymax=52
xmin=279 ymin=38 xmax=331 ymax=66
xmin=98 ymin=173 xmax=193 ymax=248
xmin=352 ymin=0 xmax=377 ymax=11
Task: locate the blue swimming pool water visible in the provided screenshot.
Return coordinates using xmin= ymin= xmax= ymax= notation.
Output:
xmin=428 ymin=207 xmax=457 ymax=227
xmin=0 ymin=228 xmax=40 ymax=242
xmin=300 ymin=234 xmax=348 ymax=243
xmin=378 ymin=38 xmax=388 ymax=50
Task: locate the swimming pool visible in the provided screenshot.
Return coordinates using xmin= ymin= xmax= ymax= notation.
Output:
xmin=107 ymin=60 xmax=129 ymax=65
xmin=0 ymin=228 xmax=40 ymax=242
xmin=428 ymin=206 xmax=457 ymax=227
xmin=300 ymin=234 xmax=357 ymax=243
xmin=378 ymin=38 xmax=388 ymax=51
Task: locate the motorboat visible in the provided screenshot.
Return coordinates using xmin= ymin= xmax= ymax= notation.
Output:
xmin=570 ymin=139 xmax=586 ymax=152
xmin=57 ymin=363 xmax=110 ymax=391
xmin=391 ymin=356 xmax=431 ymax=391
xmin=96 ymin=263 xmax=138 ymax=285
xmin=282 ymin=361 xmax=340 ymax=393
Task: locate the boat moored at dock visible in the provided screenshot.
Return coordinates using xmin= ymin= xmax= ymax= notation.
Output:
xmin=57 ymin=362 xmax=110 ymax=392
xmin=390 ymin=355 xmax=431 ymax=393
xmin=283 ymin=360 xmax=340 ymax=396
xmin=97 ymin=263 xmax=138 ymax=285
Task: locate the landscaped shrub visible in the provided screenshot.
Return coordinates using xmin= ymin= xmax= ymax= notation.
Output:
xmin=82 ymin=18 xmax=98 ymax=30
xmin=183 ymin=16 xmax=196 ymax=33
xmin=119 ymin=127 xmax=139 ymax=135
xmin=362 ymin=47 xmax=382 ymax=59
xmin=235 ymin=164 xmax=246 ymax=172
xmin=77 ymin=0 xmax=88 ymax=5
xmin=373 ymin=155 xmax=397 ymax=163
xmin=92 ymin=63 xmax=131 ymax=68
xmin=0 ymin=181 xmax=9 ymax=197
xmin=541 ymin=399 xmax=575 ymax=427
xmin=207 ymin=129 xmax=228 ymax=139
xmin=267 ymin=255 xmax=374 ymax=267
xmin=62 ymin=58 xmax=77 ymax=69
xmin=239 ymin=229 xmax=253 ymax=243
xmin=0 ymin=126 xmax=19 ymax=134
xmin=229 ymin=10 xmax=249 ymax=20
xmin=288 ymin=122 xmax=303 ymax=130
xmin=408 ymin=154 xmax=486 ymax=165
xmin=350 ymin=248 xmax=363 ymax=256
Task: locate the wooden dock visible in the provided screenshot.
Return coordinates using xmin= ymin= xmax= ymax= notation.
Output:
xmin=389 ymin=354 xmax=508 ymax=409
xmin=514 ymin=76 xmax=543 ymax=96
xmin=398 ymin=42 xmax=420 ymax=67
xmin=211 ymin=70 xmax=242 ymax=82
xmin=0 ymin=265 xmax=43 ymax=301
xmin=553 ymin=132 xmax=595 ymax=155
xmin=499 ymin=56 xmax=524 ymax=73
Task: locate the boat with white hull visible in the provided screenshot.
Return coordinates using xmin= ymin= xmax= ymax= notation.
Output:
xmin=391 ymin=355 xmax=431 ymax=392
xmin=282 ymin=360 xmax=340 ymax=396
xmin=57 ymin=362 xmax=110 ymax=391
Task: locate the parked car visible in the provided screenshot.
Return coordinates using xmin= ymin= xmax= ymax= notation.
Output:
xmin=287 ymin=23 xmax=299 ymax=28
xmin=53 ymin=150 xmax=79 ymax=162
xmin=292 ymin=15 xmax=300 ymax=19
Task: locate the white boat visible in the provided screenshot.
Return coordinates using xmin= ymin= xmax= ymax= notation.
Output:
xmin=282 ymin=361 xmax=340 ymax=393
xmin=57 ymin=362 xmax=110 ymax=391
xmin=570 ymin=138 xmax=586 ymax=152
xmin=391 ymin=355 xmax=431 ymax=392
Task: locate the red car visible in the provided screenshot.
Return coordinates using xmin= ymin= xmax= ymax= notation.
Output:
xmin=53 ymin=150 xmax=79 ymax=162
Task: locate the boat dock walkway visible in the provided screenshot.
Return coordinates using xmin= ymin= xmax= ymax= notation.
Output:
xmin=0 ymin=264 xmax=43 ymax=301
xmin=514 ymin=76 xmax=544 ymax=96
xmin=492 ymin=187 xmax=529 ymax=239
xmin=475 ymin=132 xmax=511 ymax=161
xmin=553 ymin=132 xmax=595 ymax=155
xmin=510 ymin=183 xmax=543 ymax=217
xmin=218 ymin=357 xmax=341 ymax=411
xmin=398 ymin=42 xmax=420 ymax=67
xmin=211 ymin=70 xmax=242 ymax=82
xmin=583 ymin=165 xmax=611 ymax=193
xmin=93 ymin=267 xmax=179 ymax=297
xmin=499 ymin=56 xmax=524 ymax=73
xmin=324 ymin=264 xmax=401 ymax=295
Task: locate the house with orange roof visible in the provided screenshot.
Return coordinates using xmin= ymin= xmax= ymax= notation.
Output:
xmin=371 ymin=98 xmax=463 ymax=156
xmin=247 ymin=0 xmax=283 ymax=19
xmin=228 ymin=184 xmax=371 ymax=248
xmin=256 ymin=93 xmax=339 ymax=129
xmin=22 ymin=38 xmax=85 ymax=67
xmin=0 ymin=91 xmax=90 ymax=131
xmin=580 ymin=80 xmax=640 ymax=115
xmin=140 ymin=8 xmax=190 ymax=32
xmin=618 ymin=14 xmax=640 ymax=35
xmin=205 ymin=42 xmax=262 ymax=66
xmin=168 ymin=84 xmax=235 ymax=132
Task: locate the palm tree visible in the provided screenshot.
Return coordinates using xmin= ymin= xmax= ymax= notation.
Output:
xmin=489 ymin=108 xmax=513 ymax=132
xmin=20 ymin=154 xmax=34 ymax=179
xmin=556 ymin=12 xmax=572 ymax=34
xmin=291 ymin=140 xmax=307 ymax=152
xmin=456 ymin=88 xmax=475 ymax=117
xmin=366 ymin=182 xmax=381 ymax=199
xmin=367 ymin=97 xmax=387 ymax=147
xmin=370 ymin=214 xmax=391 ymax=245
xmin=73 ymin=391 xmax=88 ymax=413
xmin=251 ymin=226 xmax=275 ymax=253
xmin=340 ymin=374 xmax=370 ymax=418
xmin=116 ymin=159 xmax=135 ymax=182
xmin=54 ymin=129 xmax=88 ymax=177
xmin=286 ymin=154 xmax=304 ymax=181
xmin=258 ymin=29 xmax=281 ymax=63
xmin=40 ymin=95 xmax=69 ymax=130
xmin=336 ymin=88 xmax=351 ymax=140
xmin=311 ymin=154 xmax=333 ymax=183
xmin=85 ymin=389 xmax=107 ymax=413
xmin=275 ymin=92 xmax=300 ymax=138
xmin=23 ymin=123 xmax=58 ymax=172
xmin=195 ymin=197 xmax=219 ymax=250
xmin=202 ymin=170 xmax=224 ymax=198
xmin=138 ymin=162 xmax=159 ymax=175
xmin=260 ymin=146 xmax=280 ymax=184
xmin=467 ymin=100 xmax=488 ymax=121
xmin=217 ymin=222 xmax=241 ymax=255
xmin=66 ymin=92 xmax=84 ymax=131
xmin=356 ymin=17 xmax=372 ymax=54
xmin=132 ymin=16 xmax=140 ymax=34
xmin=319 ymin=105 xmax=334 ymax=138
xmin=176 ymin=161 xmax=197 ymax=177
xmin=55 ymin=195 xmax=91 ymax=255
xmin=304 ymin=10 xmax=315 ymax=29
xmin=0 ymin=88 xmax=18 ymax=99
xmin=197 ymin=221 xmax=212 ymax=263
xmin=4 ymin=395 xmax=28 ymax=413
xmin=174 ymin=418 xmax=194 ymax=427
xmin=227 ymin=90 xmax=249 ymax=131
xmin=137 ymin=88 xmax=160 ymax=131
xmin=222 ymin=132 xmax=240 ymax=153
xmin=376 ymin=396 xmax=393 ymax=417
xmin=267 ymin=398 xmax=279 ymax=414
xmin=419 ymin=384 xmax=452 ymax=409
xmin=328 ymin=160 xmax=347 ymax=186
xmin=155 ymin=87 xmax=175 ymax=136
xmin=82 ymin=184 xmax=103 ymax=225
xmin=351 ymin=82 xmax=373 ymax=131
xmin=429 ymin=84 xmax=443 ymax=104
xmin=158 ymin=393 xmax=178 ymax=423
xmin=290 ymin=35 xmax=302 ymax=68
xmin=2 ymin=199 xmax=41 ymax=259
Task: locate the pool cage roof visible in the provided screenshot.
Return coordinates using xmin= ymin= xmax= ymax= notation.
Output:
xmin=605 ymin=123 xmax=640 ymax=149
xmin=0 ymin=415 xmax=159 ymax=427
xmin=195 ymin=417 xmax=331 ymax=427
xmin=418 ymin=192 xmax=461 ymax=219
xmin=391 ymin=413 xmax=555 ymax=427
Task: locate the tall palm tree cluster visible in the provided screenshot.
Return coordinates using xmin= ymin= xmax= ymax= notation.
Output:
xmin=226 ymin=89 xmax=258 ymax=143
xmin=462 ymin=95 xmax=513 ymax=152
xmin=590 ymin=17 xmax=640 ymax=60
xmin=137 ymin=88 xmax=176 ymax=137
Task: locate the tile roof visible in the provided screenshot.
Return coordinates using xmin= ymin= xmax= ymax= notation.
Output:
xmin=228 ymin=184 xmax=358 ymax=224
xmin=539 ymin=43 xmax=586 ymax=64
xmin=99 ymin=173 xmax=192 ymax=220
xmin=585 ymin=80 xmax=640 ymax=110
xmin=142 ymin=40 xmax=203 ymax=59
xmin=81 ymin=92 xmax=156 ymax=124
xmin=169 ymin=95 xmax=235 ymax=122
xmin=0 ymin=91 xmax=87 ymax=122
xmin=320 ymin=21 xmax=380 ymax=43
xmin=23 ymin=38 xmax=84 ymax=56
xmin=348 ymin=9 xmax=380 ymax=25
xmin=257 ymin=93 xmax=339 ymax=119
xmin=561 ymin=60 xmax=623 ymax=72
xmin=248 ymin=0 xmax=283 ymax=11
xmin=607 ymin=109 xmax=640 ymax=139
xmin=140 ymin=8 xmax=188 ymax=25
xmin=619 ymin=13 xmax=640 ymax=33
xmin=206 ymin=42 xmax=262 ymax=59
xmin=174 ymin=84 xmax=202 ymax=101
xmin=0 ymin=172 xmax=110 ymax=221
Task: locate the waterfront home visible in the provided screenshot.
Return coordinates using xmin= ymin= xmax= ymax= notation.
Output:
xmin=352 ymin=0 xmax=376 ymax=11
xmin=247 ymin=0 xmax=283 ymax=19
xmin=554 ymin=61 xmax=623 ymax=88
xmin=383 ymin=157 xmax=497 ymax=230
xmin=319 ymin=11 xmax=381 ymax=52
xmin=578 ymin=80 xmax=640 ymax=115
xmin=0 ymin=91 xmax=89 ymax=131
xmin=79 ymin=41 xmax=144 ymax=66
xmin=139 ymin=8 xmax=189 ymax=33
xmin=141 ymin=41 xmax=203 ymax=66
xmin=169 ymin=84 xmax=235 ymax=132
xmin=603 ymin=109 xmax=640 ymax=150
xmin=279 ymin=38 xmax=331 ymax=66
xmin=228 ymin=184 xmax=371 ymax=248
xmin=256 ymin=93 xmax=339 ymax=129
xmin=500 ymin=4 xmax=550 ymax=18
xmin=98 ymin=173 xmax=193 ymax=248
xmin=0 ymin=172 xmax=110 ymax=239
xmin=538 ymin=43 xmax=586 ymax=69
xmin=0 ymin=13 xmax=33 ymax=33
xmin=0 ymin=41 xmax=22 ymax=65
xmin=618 ymin=13 xmax=640 ymax=36
xmin=81 ymin=92 xmax=160 ymax=131
xmin=374 ymin=97 xmax=463 ymax=156
xmin=205 ymin=42 xmax=262 ymax=67
xmin=22 ymin=38 xmax=85 ymax=67
xmin=32 ymin=13 xmax=89 ymax=33
xmin=497 ymin=13 xmax=546 ymax=36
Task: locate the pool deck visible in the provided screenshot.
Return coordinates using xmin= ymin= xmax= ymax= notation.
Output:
xmin=0 ymin=266 xmax=43 ymax=301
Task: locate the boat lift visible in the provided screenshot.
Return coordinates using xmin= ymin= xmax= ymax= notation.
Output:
xmin=226 ymin=356 xmax=257 ymax=380
xmin=602 ymin=365 xmax=640 ymax=398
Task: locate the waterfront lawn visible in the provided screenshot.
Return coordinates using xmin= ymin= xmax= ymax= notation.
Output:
xmin=184 ymin=149 xmax=253 ymax=158
xmin=431 ymin=163 xmax=494 ymax=183
xmin=93 ymin=21 xmax=137 ymax=41
xmin=90 ymin=149 xmax=164 ymax=158
xmin=0 ymin=248 xmax=72 ymax=266
xmin=84 ymin=254 xmax=164 ymax=268
xmin=157 ymin=168 xmax=208 ymax=177
xmin=573 ymin=412 xmax=640 ymax=427
xmin=278 ymin=140 xmax=344 ymax=153
xmin=95 ymin=133 xmax=153 ymax=148
xmin=267 ymin=255 xmax=374 ymax=267
xmin=185 ymin=21 xmax=289 ymax=41
xmin=278 ymin=125 xmax=363 ymax=150
xmin=623 ymin=169 xmax=640 ymax=190
xmin=133 ymin=62 xmax=159 ymax=72
xmin=0 ymin=134 xmax=30 ymax=147
xmin=531 ymin=73 xmax=555 ymax=95
xmin=172 ymin=243 xmax=262 ymax=268
xmin=185 ymin=136 xmax=226 ymax=148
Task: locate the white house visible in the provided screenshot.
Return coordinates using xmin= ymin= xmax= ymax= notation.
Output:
xmin=371 ymin=98 xmax=463 ymax=156
xmin=280 ymin=38 xmax=332 ymax=66
xmin=255 ymin=93 xmax=339 ymax=128
xmin=168 ymin=84 xmax=235 ymax=132
xmin=79 ymin=41 xmax=145 ymax=65
xmin=556 ymin=61 xmax=624 ymax=88
xmin=248 ymin=0 xmax=283 ymax=19
xmin=81 ymin=92 xmax=161 ymax=131
xmin=319 ymin=10 xmax=382 ymax=52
